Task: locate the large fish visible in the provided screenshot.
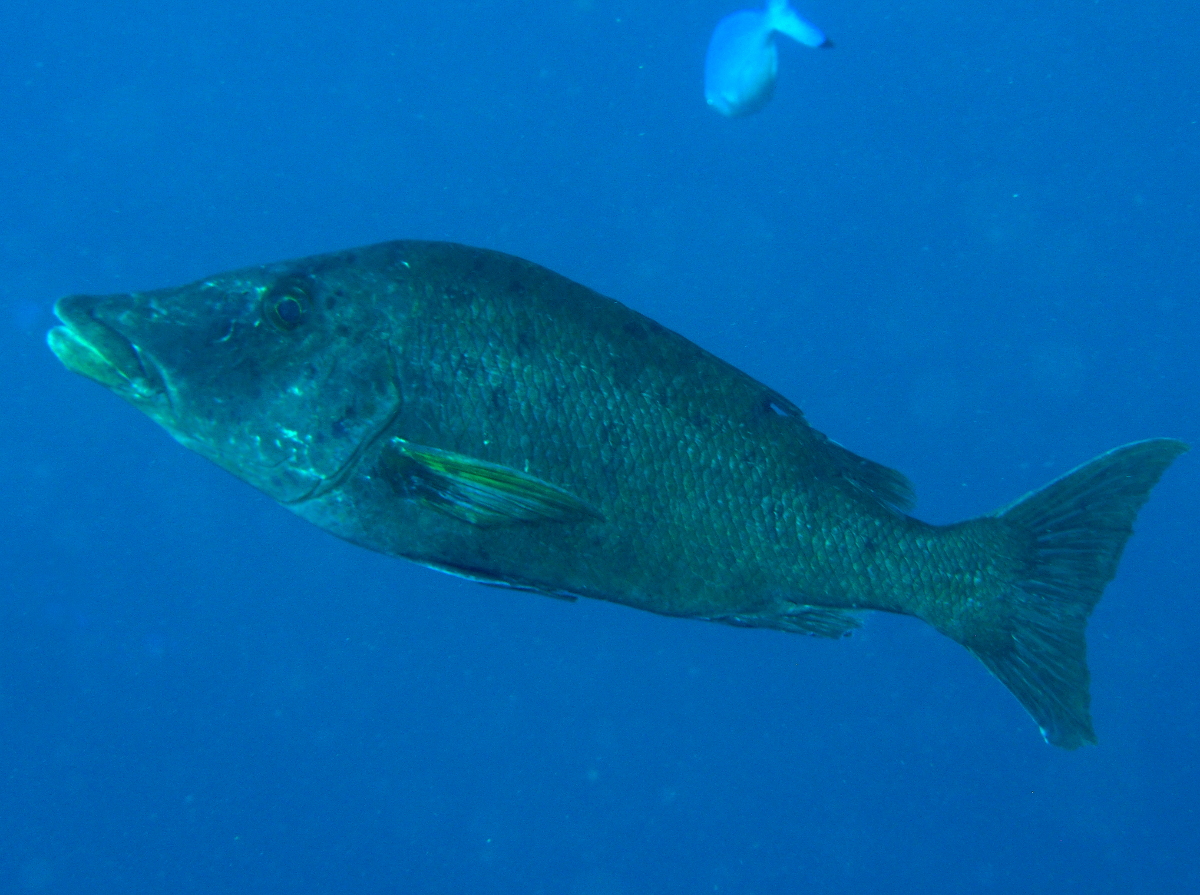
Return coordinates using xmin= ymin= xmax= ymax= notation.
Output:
xmin=705 ymin=0 xmax=831 ymax=117
xmin=48 ymin=241 xmax=1185 ymax=747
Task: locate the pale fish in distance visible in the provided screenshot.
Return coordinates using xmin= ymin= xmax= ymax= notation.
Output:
xmin=705 ymin=0 xmax=831 ymax=116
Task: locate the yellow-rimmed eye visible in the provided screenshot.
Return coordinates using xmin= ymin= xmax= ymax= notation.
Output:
xmin=264 ymin=281 xmax=310 ymax=331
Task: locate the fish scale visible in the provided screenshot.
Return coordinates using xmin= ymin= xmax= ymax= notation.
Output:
xmin=47 ymin=240 xmax=1186 ymax=747
xmin=392 ymin=257 xmax=987 ymax=625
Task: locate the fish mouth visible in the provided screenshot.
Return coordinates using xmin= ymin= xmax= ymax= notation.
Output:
xmin=48 ymin=294 xmax=166 ymax=402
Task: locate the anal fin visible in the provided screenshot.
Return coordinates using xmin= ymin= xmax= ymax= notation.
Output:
xmin=707 ymin=604 xmax=862 ymax=638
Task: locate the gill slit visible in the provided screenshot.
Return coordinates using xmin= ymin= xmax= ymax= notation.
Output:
xmin=281 ymin=344 xmax=404 ymax=506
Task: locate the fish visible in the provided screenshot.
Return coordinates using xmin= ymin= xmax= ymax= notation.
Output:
xmin=705 ymin=0 xmax=831 ymax=117
xmin=47 ymin=240 xmax=1186 ymax=748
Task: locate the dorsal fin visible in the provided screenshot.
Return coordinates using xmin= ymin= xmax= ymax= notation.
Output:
xmin=759 ymin=387 xmax=916 ymax=513
xmin=824 ymin=438 xmax=916 ymax=513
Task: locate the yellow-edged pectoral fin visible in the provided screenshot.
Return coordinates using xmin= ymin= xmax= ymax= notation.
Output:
xmin=381 ymin=439 xmax=603 ymax=527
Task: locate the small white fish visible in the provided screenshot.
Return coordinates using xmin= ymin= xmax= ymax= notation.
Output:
xmin=704 ymin=0 xmax=831 ymax=117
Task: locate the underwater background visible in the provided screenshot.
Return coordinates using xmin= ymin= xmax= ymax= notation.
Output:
xmin=2 ymin=1 xmax=1198 ymax=891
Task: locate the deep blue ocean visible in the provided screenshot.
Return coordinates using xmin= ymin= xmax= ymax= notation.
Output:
xmin=3 ymin=1 xmax=1198 ymax=892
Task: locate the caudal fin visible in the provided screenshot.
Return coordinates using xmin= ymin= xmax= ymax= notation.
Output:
xmin=969 ymin=438 xmax=1187 ymax=748
xmin=766 ymin=0 xmax=830 ymax=49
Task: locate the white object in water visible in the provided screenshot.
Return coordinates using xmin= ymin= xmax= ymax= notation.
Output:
xmin=704 ymin=0 xmax=831 ymax=117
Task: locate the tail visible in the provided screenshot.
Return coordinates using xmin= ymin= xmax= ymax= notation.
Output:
xmin=766 ymin=0 xmax=832 ymax=49
xmin=959 ymin=439 xmax=1187 ymax=748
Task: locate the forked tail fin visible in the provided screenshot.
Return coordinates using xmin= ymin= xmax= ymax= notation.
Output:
xmin=767 ymin=0 xmax=831 ymax=49
xmin=969 ymin=438 xmax=1187 ymax=748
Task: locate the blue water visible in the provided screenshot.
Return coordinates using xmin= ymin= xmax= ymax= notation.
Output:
xmin=2 ymin=1 xmax=1198 ymax=892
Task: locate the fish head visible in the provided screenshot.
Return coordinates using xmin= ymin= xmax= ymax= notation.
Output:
xmin=48 ymin=258 xmax=403 ymax=504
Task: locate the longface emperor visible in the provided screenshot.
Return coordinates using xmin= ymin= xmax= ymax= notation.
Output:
xmin=48 ymin=241 xmax=1186 ymax=747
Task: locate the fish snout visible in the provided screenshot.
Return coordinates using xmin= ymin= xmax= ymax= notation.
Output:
xmin=48 ymin=294 xmax=166 ymax=401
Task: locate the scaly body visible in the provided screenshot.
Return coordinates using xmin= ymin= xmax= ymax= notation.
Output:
xmin=48 ymin=241 xmax=1186 ymax=747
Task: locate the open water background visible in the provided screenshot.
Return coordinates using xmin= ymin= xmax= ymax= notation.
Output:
xmin=1 ymin=1 xmax=1198 ymax=891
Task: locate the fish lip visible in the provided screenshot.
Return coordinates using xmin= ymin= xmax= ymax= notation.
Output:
xmin=48 ymin=295 xmax=167 ymax=402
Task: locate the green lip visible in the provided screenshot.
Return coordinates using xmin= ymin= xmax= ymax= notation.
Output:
xmin=48 ymin=296 xmax=164 ymax=400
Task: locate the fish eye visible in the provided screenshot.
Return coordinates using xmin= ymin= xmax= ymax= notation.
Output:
xmin=263 ymin=281 xmax=311 ymax=331
xmin=275 ymin=295 xmax=304 ymax=327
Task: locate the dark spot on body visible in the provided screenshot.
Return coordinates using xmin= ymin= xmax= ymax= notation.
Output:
xmin=508 ymin=279 xmax=527 ymax=295
xmin=610 ymin=354 xmax=643 ymax=390
xmin=444 ymin=285 xmax=472 ymax=306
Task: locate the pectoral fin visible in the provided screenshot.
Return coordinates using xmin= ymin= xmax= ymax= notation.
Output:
xmin=380 ymin=439 xmax=602 ymax=527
